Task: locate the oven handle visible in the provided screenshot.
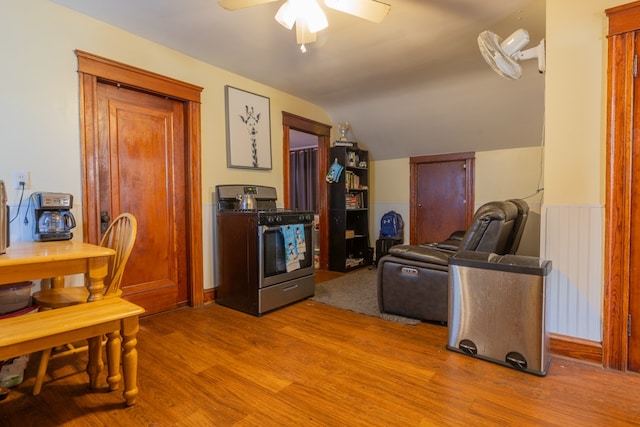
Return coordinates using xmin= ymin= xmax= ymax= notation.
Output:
xmin=260 ymin=224 xmax=311 ymax=233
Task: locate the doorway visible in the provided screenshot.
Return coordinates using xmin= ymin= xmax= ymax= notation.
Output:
xmin=289 ymin=129 xmax=319 ymax=213
xmin=76 ymin=51 xmax=204 ymax=315
xmin=281 ymin=112 xmax=331 ymax=270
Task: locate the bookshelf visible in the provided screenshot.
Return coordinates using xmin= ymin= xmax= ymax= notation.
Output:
xmin=328 ymin=145 xmax=371 ymax=271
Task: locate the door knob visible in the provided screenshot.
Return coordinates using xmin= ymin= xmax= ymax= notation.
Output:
xmin=100 ymin=211 xmax=110 ymax=233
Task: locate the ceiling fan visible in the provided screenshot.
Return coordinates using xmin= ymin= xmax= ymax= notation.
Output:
xmin=477 ymin=29 xmax=545 ymax=80
xmin=218 ymin=0 xmax=391 ymax=52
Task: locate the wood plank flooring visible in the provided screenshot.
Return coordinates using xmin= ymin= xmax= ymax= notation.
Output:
xmin=2 ymin=271 xmax=640 ymax=426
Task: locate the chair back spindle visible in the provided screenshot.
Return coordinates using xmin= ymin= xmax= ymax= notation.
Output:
xmin=100 ymin=213 xmax=137 ymax=296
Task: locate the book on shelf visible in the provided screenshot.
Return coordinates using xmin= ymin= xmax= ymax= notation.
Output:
xmin=345 ymin=192 xmax=364 ymax=209
xmin=334 ymin=140 xmax=357 ymax=147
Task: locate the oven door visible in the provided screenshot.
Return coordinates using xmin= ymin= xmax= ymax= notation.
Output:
xmin=259 ymin=223 xmax=314 ymax=288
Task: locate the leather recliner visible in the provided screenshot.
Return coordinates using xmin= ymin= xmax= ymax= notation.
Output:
xmin=376 ymin=200 xmax=521 ymax=323
xmin=426 ymin=198 xmax=529 ymax=254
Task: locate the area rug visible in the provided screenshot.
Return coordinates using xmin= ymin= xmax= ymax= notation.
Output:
xmin=312 ymin=267 xmax=421 ymax=325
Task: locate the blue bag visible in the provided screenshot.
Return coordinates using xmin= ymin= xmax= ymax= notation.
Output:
xmin=380 ymin=211 xmax=404 ymax=239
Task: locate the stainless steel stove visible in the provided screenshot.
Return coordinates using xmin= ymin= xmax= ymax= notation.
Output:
xmin=213 ymin=184 xmax=315 ymax=316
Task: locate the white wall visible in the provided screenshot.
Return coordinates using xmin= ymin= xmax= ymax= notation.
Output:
xmin=1 ymin=0 xmax=332 ymax=290
xmin=369 ymin=158 xmax=411 ymax=244
xmin=541 ymin=0 xmax=625 ymax=341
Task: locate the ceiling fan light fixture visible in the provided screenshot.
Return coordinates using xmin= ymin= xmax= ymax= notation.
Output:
xmin=296 ymin=18 xmax=318 ymax=45
xmin=275 ymin=0 xmax=328 ymax=33
xmin=223 ymin=0 xmax=390 ymax=50
xmin=305 ymin=0 xmax=328 ymax=32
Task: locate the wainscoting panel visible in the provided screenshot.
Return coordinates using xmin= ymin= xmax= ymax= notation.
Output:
xmin=541 ymin=204 xmax=603 ymax=342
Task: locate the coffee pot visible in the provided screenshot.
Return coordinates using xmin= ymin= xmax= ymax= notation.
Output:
xmin=237 ymin=193 xmax=257 ymax=210
xmin=38 ymin=211 xmax=76 ymax=233
xmin=31 ymin=192 xmax=76 ymax=241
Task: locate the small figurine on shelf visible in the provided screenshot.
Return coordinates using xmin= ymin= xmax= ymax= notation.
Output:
xmin=338 ymin=122 xmax=350 ymax=141
xmin=334 ymin=122 xmax=357 ymax=147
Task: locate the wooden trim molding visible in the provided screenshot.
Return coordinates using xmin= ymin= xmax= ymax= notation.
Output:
xmin=76 ymin=50 xmax=204 ymax=307
xmin=606 ymin=1 xmax=640 ymax=36
xmin=76 ymin=50 xmax=203 ymax=102
xmin=602 ymin=3 xmax=639 ymax=370
xmin=549 ymin=333 xmax=603 ymax=366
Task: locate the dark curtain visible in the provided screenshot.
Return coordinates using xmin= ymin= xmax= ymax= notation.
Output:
xmin=289 ymin=147 xmax=318 ymax=213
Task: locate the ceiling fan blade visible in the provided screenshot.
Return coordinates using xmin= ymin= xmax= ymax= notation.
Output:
xmin=218 ymin=0 xmax=279 ymax=11
xmin=324 ymin=0 xmax=391 ymax=23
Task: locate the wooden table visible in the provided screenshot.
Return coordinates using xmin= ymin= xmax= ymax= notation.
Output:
xmin=0 ymin=241 xmax=115 ymax=302
xmin=0 ymin=241 xmax=144 ymax=405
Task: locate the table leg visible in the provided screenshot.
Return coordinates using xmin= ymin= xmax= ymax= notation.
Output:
xmin=51 ymin=276 xmax=65 ymax=289
xmin=86 ymin=256 xmax=109 ymax=302
xmin=87 ymin=336 xmax=103 ymax=389
xmin=121 ymin=316 xmax=140 ymax=406
xmin=106 ymin=330 xmax=122 ymax=391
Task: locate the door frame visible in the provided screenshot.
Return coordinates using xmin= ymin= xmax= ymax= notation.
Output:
xmin=281 ymin=112 xmax=331 ymax=270
xmin=603 ymin=2 xmax=640 ymax=370
xmin=76 ymin=50 xmax=205 ymax=307
xmin=409 ymin=152 xmax=475 ymax=245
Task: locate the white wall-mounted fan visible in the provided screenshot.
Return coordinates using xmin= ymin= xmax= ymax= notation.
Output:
xmin=477 ymin=29 xmax=545 ymax=80
xmin=219 ymin=0 xmax=391 ymax=51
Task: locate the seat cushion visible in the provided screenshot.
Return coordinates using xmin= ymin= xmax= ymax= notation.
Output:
xmin=377 ymin=255 xmax=449 ymax=323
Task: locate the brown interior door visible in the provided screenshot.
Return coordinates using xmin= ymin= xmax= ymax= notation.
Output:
xmin=410 ymin=153 xmax=474 ymax=244
xmin=95 ymin=82 xmax=188 ymax=314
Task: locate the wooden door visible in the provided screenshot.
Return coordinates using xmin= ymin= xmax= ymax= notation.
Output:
xmin=77 ymin=51 xmax=204 ymax=315
xmin=410 ymin=153 xmax=474 ymax=244
xmin=604 ymin=3 xmax=640 ymax=371
xmin=94 ymin=82 xmax=188 ymax=314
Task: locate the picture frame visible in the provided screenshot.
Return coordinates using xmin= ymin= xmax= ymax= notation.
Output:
xmin=224 ymin=85 xmax=272 ymax=170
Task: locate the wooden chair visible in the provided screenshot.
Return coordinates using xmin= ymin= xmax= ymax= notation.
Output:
xmin=31 ymin=213 xmax=138 ymax=395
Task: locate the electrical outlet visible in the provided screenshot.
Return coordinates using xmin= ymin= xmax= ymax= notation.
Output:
xmin=12 ymin=170 xmax=30 ymax=190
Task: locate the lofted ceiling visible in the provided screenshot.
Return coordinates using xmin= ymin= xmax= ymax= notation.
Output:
xmin=51 ymin=0 xmax=545 ymax=160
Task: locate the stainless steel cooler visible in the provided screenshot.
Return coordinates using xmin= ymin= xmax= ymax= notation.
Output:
xmin=447 ymin=251 xmax=552 ymax=376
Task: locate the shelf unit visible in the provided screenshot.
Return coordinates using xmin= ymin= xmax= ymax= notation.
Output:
xmin=328 ymin=145 xmax=371 ymax=272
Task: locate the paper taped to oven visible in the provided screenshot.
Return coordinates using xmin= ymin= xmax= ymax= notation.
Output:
xmin=281 ymin=224 xmax=306 ymax=272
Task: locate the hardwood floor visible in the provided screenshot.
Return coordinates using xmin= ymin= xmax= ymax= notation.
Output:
xmin=2 ymin=271 xmax=640 ymax=425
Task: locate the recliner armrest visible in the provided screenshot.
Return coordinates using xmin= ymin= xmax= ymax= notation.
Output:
xmin=388 ymin=245 xmax=451 ymax=266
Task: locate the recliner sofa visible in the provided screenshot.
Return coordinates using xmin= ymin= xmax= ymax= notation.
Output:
xmin=376 ymin=200 xmax=527 ymax=323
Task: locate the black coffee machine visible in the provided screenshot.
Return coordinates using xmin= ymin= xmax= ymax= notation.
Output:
xmin=31 ymin=192 xmax=77 ymax=242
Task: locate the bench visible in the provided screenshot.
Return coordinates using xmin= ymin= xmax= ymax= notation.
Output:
xmin=0 ymin=297 xmax=144 ymax=406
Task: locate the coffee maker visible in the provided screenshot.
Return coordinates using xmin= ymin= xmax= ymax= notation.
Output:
xmin=31 ymin=192 xmax=76 ymax=242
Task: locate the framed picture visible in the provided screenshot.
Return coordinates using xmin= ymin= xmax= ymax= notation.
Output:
xmin=225 ymin=85 xmax=272 ymax=170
